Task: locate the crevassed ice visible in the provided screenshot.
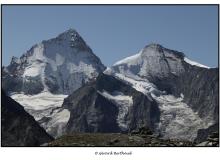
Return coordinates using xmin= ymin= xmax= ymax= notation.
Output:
xmin=43 ymin=108 xmax=70 ymax=137
xmin=98 ymin=90 xmax=133 ymax=131
xmin=11 ymin=92 xmax=67 ymax=112
xmin=104 ymin=69 xmax=213 ymax=141
xmin=11 ymin=92 xmax=69 ymax=138
xmin=151 ymin=94 xmax=207 ymax=141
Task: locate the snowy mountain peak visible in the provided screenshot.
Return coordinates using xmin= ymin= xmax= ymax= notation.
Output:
xmin=3 ymin=28 xmax=106 ymax=137
xmin=144 ymin=43 xmax=163 ymax=50
xmin=3 ymin=29 xmax=106 ymax=95
xmin=143 ymin=43 xmax=209 ymax=68
xmin=65 ymin=28 xmax=77 ymax=33
xmin=42 ymin=28 xmax=91 ymax=53
xmin=58 ymin=28 xmax=80 ymax=40
xmin=142 ymin=43 xmax=185 ymax=59
xmin=111 ymin=43 xmax=186 ymax=81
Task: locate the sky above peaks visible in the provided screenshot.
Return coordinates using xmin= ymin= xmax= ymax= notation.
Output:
xmin=2 ymin=5 xmax=218 ymax=67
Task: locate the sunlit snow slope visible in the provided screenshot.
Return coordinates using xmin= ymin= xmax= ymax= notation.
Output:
xmin=11 ymin=92 xmax=69 ymax=137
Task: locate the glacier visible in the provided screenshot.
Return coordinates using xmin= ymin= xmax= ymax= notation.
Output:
xmin=98 ymin=90 xmax=133 ymax=131
xmin=104 ymin=69 xmax=212 ymax=140
xmin=5 ymin=29 xmax=106 ymax=138
xmin=104 ymin=43 xmax=215 ymax=141
xmin=11 ymin=92 xmax=69 ymax=137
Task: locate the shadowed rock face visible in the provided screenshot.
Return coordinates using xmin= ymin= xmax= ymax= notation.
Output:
xmin=62 ymin=73 xmax=160 ymax=134
xmin=195 ymin=123 xmax=219 ymax=143
xmin=1 ymin=90 xmax=53 ymax=146
xmin=152 ymin=63 xmax=218 ymax=125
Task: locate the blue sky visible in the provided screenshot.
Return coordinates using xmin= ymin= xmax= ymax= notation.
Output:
xmin=2 ymin=5 xmax=218 ymax=67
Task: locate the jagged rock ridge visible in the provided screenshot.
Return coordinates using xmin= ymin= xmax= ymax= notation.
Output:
xmin=1 ymin=91 xmax=53 ymax=146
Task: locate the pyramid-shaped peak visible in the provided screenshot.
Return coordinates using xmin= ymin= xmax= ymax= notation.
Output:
xmin=144 ymin=43 xmax=163 ymax=50
xmin=52 ymin=28 xmax=90 ymax=50
xmin=57 ymin=28 xmax=80 ymax=38
xmin=65 ymin=28 xmax=78 ymax=34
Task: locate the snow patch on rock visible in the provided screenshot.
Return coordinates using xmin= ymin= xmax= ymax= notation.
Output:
xmin=56 ymin=53 xmax=65 ymax=66
xmin=184 ymin=57 xmax=210 ymax=69
xmin=98 ymin=90 xmax=133 ymax=131
xmin=23 ymin=44 xmax=46 ymax=77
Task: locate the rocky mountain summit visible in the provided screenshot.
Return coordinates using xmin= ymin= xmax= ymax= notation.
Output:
xmin=2 ymin=29 xmax=106 ymax=138
xmin=106 ymin=44 xmax=218 ymax=141
xmin=2 ymin=28 xmax=105 ymax=95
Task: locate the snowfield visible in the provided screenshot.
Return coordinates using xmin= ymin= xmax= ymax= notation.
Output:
xmin=11 ymin=92 xmax=67 ymax=112
xmin=184 ymin=57 xmax=210 ymax=69
xmin=11 ymin=92 xmax=69 ymax=137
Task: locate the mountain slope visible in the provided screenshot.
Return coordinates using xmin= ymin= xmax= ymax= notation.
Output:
xmin=62 ymin=73 xmax=160 ymax=134
xmin=2 ymin=29 xmax=106 ymax=138
xmin=1 ymin=91 xmax=53 ymax=146
xmin=106 ymin=43 xmax=218 ymax=141
xmin=2 ymin=28 xmax=106 ymax=95
xmin=10 ymin=92 xmax=69 ymax=137
xmin=61 ymin=43 xmax=218 ymax=141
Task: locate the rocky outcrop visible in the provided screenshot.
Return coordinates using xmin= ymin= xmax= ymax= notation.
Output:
xmin=195 ymin=123 xmax=219 ymax=143
xmin=62 ymin=73 xmax=160 ymax=134
xmin=1 ymin=90 xmax=53 ymax=146
xmin=152 ymin=63 xmax=218 ymax=124
xmin=196 ymin=131 xmax=219 ymax=146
